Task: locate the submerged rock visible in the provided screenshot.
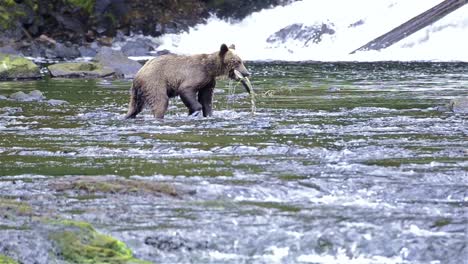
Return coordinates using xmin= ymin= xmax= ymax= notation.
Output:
xmin=327 ymin=86 xmax=341 ymax=92
xmin=0 ymin=53 xmax=41 ymax=80
xmin=94 ymin=47 xmax=142 ymax=78
xmin=48 ymin=62 xmax=115 ymax=78
xmin=448 ymin=97 xmax=468 ymax=114
xmin=50 ymin=176 xmax=179 ymax=196
xmin=46 ymin=99 xmax=69 ymax=106
xmin=144 ymin=234 xmax=209 ymax=252
xmin=9 ymin=90 xmax=45 ymax=102
xmin=0 ymin=107 xmax=22 ymax=115
xmin=267 ymin=23 xmax=335 ymax=46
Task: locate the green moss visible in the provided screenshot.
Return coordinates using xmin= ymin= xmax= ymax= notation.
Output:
xmin=0 ymin=53 xmax=41 ymax=80
xmin=0 ymin=198 xmax=33 ymax=217
xmin=278 ymin=175 xmax=308 ymax=181
xmin=52 ymin=177 xmax=179 ymax=196
xmin=239 ymin=201 xmax=301 ymax=213
xmin=67 ymin=0 xmax=95 ymax=14
xmin=431 ymin=218 xmax=452 ymax=228
xmin=49 ymin=220 xmax=151 ymax=264
xmin=48 ymin=62 xmax=114 ymax=78
xmin=0 ymin=254 xmax=19 ymax=264
xmin=0 ymin=0 xmax=30 ymax=30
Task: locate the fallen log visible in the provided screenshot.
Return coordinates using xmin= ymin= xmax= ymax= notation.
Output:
xmin=351 ymin=0 xmax=468 ymax=54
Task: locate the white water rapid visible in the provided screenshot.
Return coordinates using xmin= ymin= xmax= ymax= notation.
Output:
xmin=156 ymin=0 xmax=468 ymax=61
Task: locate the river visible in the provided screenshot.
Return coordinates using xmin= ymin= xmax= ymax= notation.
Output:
xmin=0 ymin=61 xmax=466 ymax=263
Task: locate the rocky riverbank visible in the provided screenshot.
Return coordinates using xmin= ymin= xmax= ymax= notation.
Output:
xmin=0 ymin=47 xmax=142 ymax=80
xmin=0 ymin=0 xmax=294 ymax=61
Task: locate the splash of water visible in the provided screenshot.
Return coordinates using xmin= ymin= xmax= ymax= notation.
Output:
xmin=157 ymin=0 xmax=468 ymax=61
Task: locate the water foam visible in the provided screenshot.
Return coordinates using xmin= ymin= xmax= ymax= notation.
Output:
xmin=158 ymin=0 xmax=468 ymax=61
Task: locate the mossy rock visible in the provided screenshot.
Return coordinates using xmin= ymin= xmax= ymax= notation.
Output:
xmin=51 ymin=176 xmax=179 ymax=197
xmin=0 ymin=254 xmax=19 ymax=264
xmin=0 ymin=198 xmax=33 ymax=217
xmin=49 ymin=220 xmax=151 ymax=264
xmin=0 ymin=53 xmax=41 ymax=80
xmin=48 ymin=62 xmax=115 ymax=78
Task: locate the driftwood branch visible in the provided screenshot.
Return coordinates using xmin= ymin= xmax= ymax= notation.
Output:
xmin=351 ymin=0 xmax=468 ymax=54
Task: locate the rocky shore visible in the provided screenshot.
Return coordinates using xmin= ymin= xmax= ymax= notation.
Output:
xmin=0 ymin=47 xmax=143 ymax=80
xmin=0 ymin=0 xmax=293 ymax=61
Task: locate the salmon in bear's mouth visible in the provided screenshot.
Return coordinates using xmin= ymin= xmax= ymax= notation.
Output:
xmin=229 ymin=69 xmax=252 ymax=94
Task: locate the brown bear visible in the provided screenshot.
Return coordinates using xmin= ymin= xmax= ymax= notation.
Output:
xmin=125 ymin=44 xmax=251 ymax=119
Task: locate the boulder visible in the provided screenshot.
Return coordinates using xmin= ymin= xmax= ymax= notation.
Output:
xmin=78 ymin=46 xmax=98 ymax=57
xmin=94 ymin=47 xmax=142 ymax=78
xmin=448 ymin=97 xmax=468 ymax=114
xmin=0 ymin=53 xmax=41 ymax=80
xmin=48 ymin=62 xmax=115 ymax=78
xmin=267 ymin=23 xmax=335 ymax=46
xmin=121 ymin=38 xmax=156 ymax=57
xmin=9 ymin=90 xmax=45 ymax=102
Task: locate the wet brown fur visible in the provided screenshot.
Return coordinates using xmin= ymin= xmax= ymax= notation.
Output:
xmin=125 ymin=44 xmax=249 ymax=119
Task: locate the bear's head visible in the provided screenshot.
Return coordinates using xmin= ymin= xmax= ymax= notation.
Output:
xmin=219 ymin=44 xmax=252 ymax=93
xmin=219 ymin=44 xmax=251 ymax=93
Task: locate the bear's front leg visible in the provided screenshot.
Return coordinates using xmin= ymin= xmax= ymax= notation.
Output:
xmin=198 ymin=80 xmax=215 ymax=117
xmin=180 ymin=90 xmax=203 ymax=116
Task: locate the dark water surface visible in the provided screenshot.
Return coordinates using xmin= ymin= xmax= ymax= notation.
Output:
xmin=0 ymin=62 xmax=467 ymax=263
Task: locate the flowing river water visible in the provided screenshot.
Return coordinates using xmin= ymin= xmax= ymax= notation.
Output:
xmin=0 ymin=62 xmax=467 ymax=263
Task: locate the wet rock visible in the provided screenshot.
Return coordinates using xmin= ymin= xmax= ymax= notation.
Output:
xmin=327 ymin=86 xmax=341 ymax=92
xmin=9 ymin=90 xmax=44 ymax=102
xmin=0 ymin=230 xmax=51 ymax=264
xmin=50 ymin=176 xmax=179 ymax=196
xmin=0 ymin=95 xmax=7 ymax=100
xmin=0 ymin=107 xmax=22 ymax=115
xmin=20 ymin=40 xmax=80 ymax=60
xmin=435 ymin=105 xmax=450 ymax=112
xmin=155 ymin=49 xmax=172 ymax=56
xmin=448 ymin=97 xmax=468 ymax=114
xmin=52 ymin=42 xmax=80 ymax=59
xmin=48 ymin=62 xmax=115 ymax=78
xmin=0 ymin=53 xmax=41 ymax=80
xmin=144 ymin=234 xmax=209 ymax=252
xmin=94 ymin=47 xmax=142 ymax=78
xmin=49 ymin=220 xmax=150 ymax=264
xmin=46 ymin=99 xmax=69 ymax=106
xmin=29 ymin=90 xmax=45 ymax=100
xmin=9 ymin=91 xmax=30 ymax=101
xmin=121 ymin=38 xmax=157 ymax=57
xmin=78 ymin=45 xmax=98 ymax=57
xmin=0 ymin=45 xmax=19 ymax=55
xmin=267 ymin=23 xmax=335 ymax=46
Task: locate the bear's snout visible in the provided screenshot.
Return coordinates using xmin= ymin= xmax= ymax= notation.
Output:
xmin=237 ymin=64 xmax=250 ymax=77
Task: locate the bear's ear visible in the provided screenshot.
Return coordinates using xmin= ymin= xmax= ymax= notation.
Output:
xmin=229 ymin=44 xmax=236 ymax=50
xmin=219 ymin=44 xmax=229 ymax=57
